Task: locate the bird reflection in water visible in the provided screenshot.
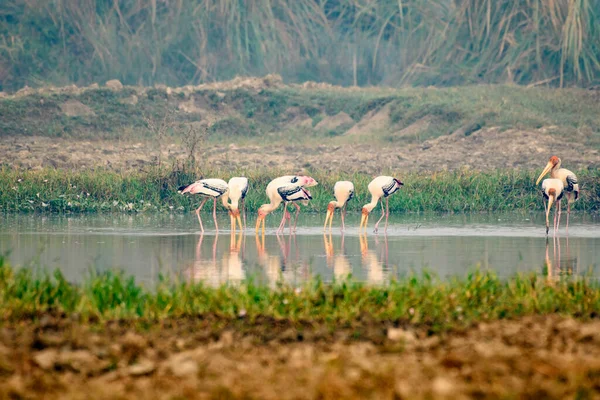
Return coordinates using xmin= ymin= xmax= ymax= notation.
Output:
xmin=323 ymin=233 xmax=351 ymax=281
xmin=255 ymin=232 xmax=308 ymax=287
xmin=544 ymin=234 xmax=578 ymax=282
xmin=183 ymin=232 xmax=247 ymax=286
xmin=359 ymin=233 xmax=389 ymax=285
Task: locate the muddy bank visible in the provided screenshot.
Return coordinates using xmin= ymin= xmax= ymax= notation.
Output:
xmin=2 ymin=126 xmax=600 ymax=173
xmin=1 ymin=314 xmax=600 ymax=399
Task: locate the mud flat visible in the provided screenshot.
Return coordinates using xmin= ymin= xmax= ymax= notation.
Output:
xmin=2 ymin=314 xmax=600 ymax=399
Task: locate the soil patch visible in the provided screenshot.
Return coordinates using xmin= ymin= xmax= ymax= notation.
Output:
xmin=1 ymin=314 xmax=600 ymax=399
xmin=2 ymin=127 xmax=599 ymax=173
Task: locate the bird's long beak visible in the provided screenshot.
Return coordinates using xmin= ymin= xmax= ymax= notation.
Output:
xmin=324 ymin=210 xmax=332 ymax=230
xmin=546 ymin=195 xmax=554 ymax=235
xmin=536 ymin=162 xmax=553 ymax=185
xmin=255 ymin=216 xmax=262 ymax=234
xmin=230 ymin=213 xmax=236 ymax=233
xmin=360 ymin=213 xmax=368 ymax=230
xmin=236 ymin=215 xmax=243 ymax=231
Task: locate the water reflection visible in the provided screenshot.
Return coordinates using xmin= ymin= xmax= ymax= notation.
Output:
xmin=544 ymin=234 xmax=580 ymax=281
xmin=1 ymin=213 xmax=599 ymax=286
xmin=323 ymin=233 xmax=351 ymax=280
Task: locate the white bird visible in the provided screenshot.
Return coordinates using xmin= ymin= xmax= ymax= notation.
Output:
xmin=541 ymin=178 xmax=564 ymax=236
xmin=256 ymin=175 xmax=318 ymax=235
xmin=324 ymin=181 xmax=355 ymax=231
xmin=178 ymin=178 xmax=229 ymax=233
xmin=359 ymin=176 xmax=403 ymax=234
xmin=225 ymin=177 xmax=249 ymax=232
xmin=536 ymin=156 xmax=579 ymax=230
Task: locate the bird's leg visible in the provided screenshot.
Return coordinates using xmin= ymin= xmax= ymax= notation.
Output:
xmin=553 ymin=201 xmax=558 ymax=236
xmin=213 ymin=198 xmax=219 ymax=233
xmin=195 ymin=198 xmax=208 ymax=233
xmin=341 ymin=204 xmax=347 ymax=232
xmin=556 ymin=199 xmax=561 ymax=232
xmin=384 ymin=197 xmax=390 ymax=233
xmin=545 ymin=199 xmax=550 ymax=236
xmin=374 ymin=200 xmax=385 ymax=234
xmin=292 ymin=202 xmax=301 ymax=233
xmin=242 ymin=199 xmax=247 ymax=230
xmin=277 ymin=202 xmax=288 ymax=234
xmin=566 ymin=196 xmax=570 ymax=234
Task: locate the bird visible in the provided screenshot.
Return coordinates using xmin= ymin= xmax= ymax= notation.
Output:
xmin=535 ymin=156 xmax=579 ymax=230
xmin=359 ymin=176 xmax=403 ymax=234
xmin=323 ymin=181 xmax=355 ymax=231
xmin=541 ymin=178 xmax=564 ymax=236
xmin=255 ymin=175 xmax=318 ymax=235
xmin=178 ymin=178 xmax=229 ymax=233
xmin=225 ymin=177 xmax=249 ymax=232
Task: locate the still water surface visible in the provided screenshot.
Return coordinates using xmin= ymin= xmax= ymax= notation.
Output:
xmin=1 ymin=213 xmax=599 ymax=286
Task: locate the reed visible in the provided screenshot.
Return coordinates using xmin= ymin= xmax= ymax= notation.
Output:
xmin=1 ymin=166 xmax=599 ymax=213
xmin=0 ymin=257 xmax=598 ymax=332
xmin=1 ymin=0 xmax=598 ymax=92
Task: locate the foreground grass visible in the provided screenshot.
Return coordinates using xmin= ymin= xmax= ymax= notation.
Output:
xmin=0 ymin=257 xmax=598 ymax=333
xmin=1 ymin=166 xmax=599 ymax=213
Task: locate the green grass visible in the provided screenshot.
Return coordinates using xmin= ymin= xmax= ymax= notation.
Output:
xmin=1 ymin=166 xmax=599 ymax=214
xmin=0 ymin=257 xmax=598 ymax=333
xmin=1 ymin=85 xmax=600 ymax=147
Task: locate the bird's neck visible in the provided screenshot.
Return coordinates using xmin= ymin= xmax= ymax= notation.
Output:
xmin=221 ymin=193 xmax=231 ymax=209
xmin=330 ymin=200 xmax=343 ymax=209
xmin=262 ymin=198 xmax=282 ymax=214
xmin=364 ymin=196 xmax=379 ymax=212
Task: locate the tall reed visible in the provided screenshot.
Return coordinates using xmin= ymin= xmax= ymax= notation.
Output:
xmin=1 ymin=0 xmax=598 ymax=91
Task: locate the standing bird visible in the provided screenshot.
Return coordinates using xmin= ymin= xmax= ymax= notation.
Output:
xmin=324 ymin=181 xmax=355 ymax=231
xmin=359 ymin=176 xmax=403 ymax=234
xmin=541 ymin=178 xmax=564 ymax=236
xmin=256 ymin=175 xmax=317 ymax=235
xmin=178 ymin=178 xmax=229 ymax=233
xmin=535 ymin=156 xmax=579 ymax=230
xmin=225 ymin=177 xmax=249 ymax=232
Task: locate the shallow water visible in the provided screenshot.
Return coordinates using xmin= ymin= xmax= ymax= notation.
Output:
xmin=1 ymin=212 xmax=599 ymax=286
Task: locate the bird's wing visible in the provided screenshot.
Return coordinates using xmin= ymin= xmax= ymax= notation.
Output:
xmin=348 ymin=188 xmax=355 ymax=201
xmin=241 ymin=181 xmax=249 ymax=199
xmin=382 ymin=178 xmax=399 ymax=197
xmin=202 ymin=181 xmax=228 ymax=197
xmin=566 ymin=174 xmax=578 ymax=192
xmin=278 ymin=185 xmax=311 ymax=201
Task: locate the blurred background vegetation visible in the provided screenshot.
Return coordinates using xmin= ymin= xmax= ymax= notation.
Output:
xmin=1 ymin=0 xmax=599 ymax=92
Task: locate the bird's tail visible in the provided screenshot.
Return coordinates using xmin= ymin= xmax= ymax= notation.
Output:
xmin=572 ymin=184 xmax=580 ymax=201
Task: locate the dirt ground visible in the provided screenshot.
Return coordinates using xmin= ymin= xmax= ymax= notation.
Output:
xmin=2 ymin=126 xmax=599 ymax=173
xmin=1 ymin=314 xmax=600 ymax=399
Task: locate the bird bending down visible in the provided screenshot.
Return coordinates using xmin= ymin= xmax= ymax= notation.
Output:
xmin=324 ymin=181 xmax=355 ymax=231
xmin=536 ymin=156 xmax=579 ymax=230
xmin=541 ymin=178 xmax=564 ymax=236
xmin=359 ymin=176 xmax=403 ymax=234
xmin=178 ymin=178 xmax=229 ymax=233
xmin=225 ymin=177 xmax=249 ymax=232
xmin=256 ymin=175 xmax=318 ymax=235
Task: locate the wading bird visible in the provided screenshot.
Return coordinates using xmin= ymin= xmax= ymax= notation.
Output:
xmin=536 ymin=156 xmax=579 ymax=230
xmin=226 ymin=177 xmax=249 ymax=232
xmin=324 ymin=181 xmax=354 ymax=231
xmin=541 ymin=178 xmax=564 ymax=236
xmin=178 ymin=178 xmax=229 ymax=233
xmin=359 ymin=176 xmax=403 ymax=234
xmin=255 ymin=175 xmax=317 ymax=235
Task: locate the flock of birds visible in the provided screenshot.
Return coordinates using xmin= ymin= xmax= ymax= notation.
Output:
xmin=177 ymin=155 xmax=579 ymax=236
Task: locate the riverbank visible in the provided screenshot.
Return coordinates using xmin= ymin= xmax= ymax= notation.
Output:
xmin=1 ymin=167 xmax=599 ymax=214
xmin=1 ymin=260 xmax=600 ymax=398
